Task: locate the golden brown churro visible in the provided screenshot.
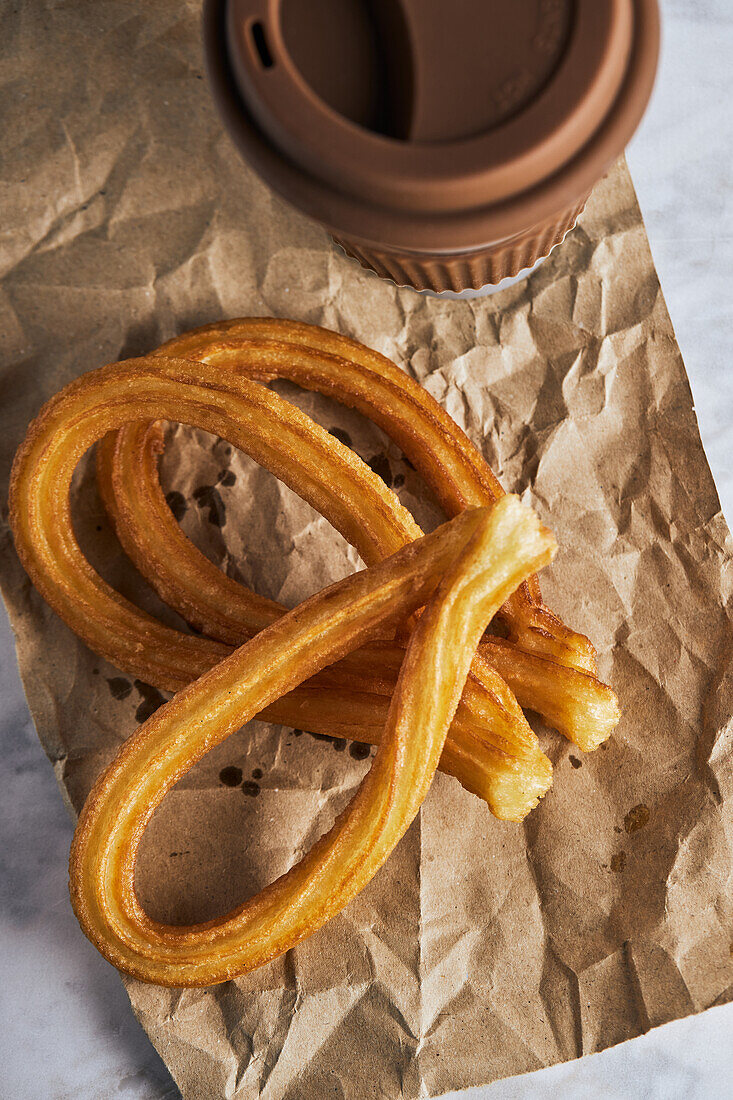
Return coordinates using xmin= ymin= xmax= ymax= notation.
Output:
xmin=8 ymin=319 xmax=619 ymax=985
xmin=68 ymin=502 xmax=554 ymax=986
xmin=10 ymin=356 xmax=552 ymax=821
xmin=97 ymin=322 xmax=617 ymax=750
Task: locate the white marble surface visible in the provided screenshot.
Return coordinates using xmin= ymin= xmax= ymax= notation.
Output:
xmin=1 ymin=1 xmax=732 ymax=1096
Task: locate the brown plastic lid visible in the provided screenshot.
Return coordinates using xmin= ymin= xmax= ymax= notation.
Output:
xmin=204 ymin=0 xmax=659 ymax=252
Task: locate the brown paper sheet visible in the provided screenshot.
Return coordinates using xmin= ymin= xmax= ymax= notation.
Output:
xmin=2 ymin=4 xmax=733 ymax=1097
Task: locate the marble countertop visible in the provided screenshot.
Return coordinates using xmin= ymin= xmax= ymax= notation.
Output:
xmin=1 ymin=1 xmax=731 ymax=1096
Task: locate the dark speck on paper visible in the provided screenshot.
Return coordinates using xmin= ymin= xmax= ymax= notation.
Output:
xmin=193 ymin=484 xmax=226 ymax=527
xmin=133 ymin=680 xmax=167 ymax=723
xmin=367 ymin=453 xmax=392 ymax=486
xmin=624 ymin=803 xmax=650 ymax=834
xmin=309 ymin=731 xmax=347 ymax=752
xmin=107 ymin=676 xmax=132 ymax=701
xmin=218 ymin=469 xmax=236 ymax=487
xmin=610 ymin=851 xmax=627 ymax=873
xmin=219 ymin=766 xmax=243 ymax=787
xmin=329 ymin=427 xmax=352 ymax=448
xmin=242 ymin=780 xmax=260 ymax=797
xmin=165 ymin=490 xmax=187 ymax=522
xmin=349 ymin=742 xmax=371 ymax=760
xmin=252 ymin=767 xmax=263 ymax=779
xmin=569 ymin=755 xmax=582 ymax=769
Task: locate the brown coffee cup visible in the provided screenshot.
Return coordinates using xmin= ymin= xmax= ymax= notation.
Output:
xmin=204 ymin=0 xmax=659 ymax=293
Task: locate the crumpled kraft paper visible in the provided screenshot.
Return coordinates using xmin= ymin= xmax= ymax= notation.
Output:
xmin=1 ymin=3 xmax=732 ymax=1098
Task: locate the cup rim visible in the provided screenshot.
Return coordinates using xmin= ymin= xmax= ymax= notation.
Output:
xmin=203 ymin=0 xmax=659 ymax=252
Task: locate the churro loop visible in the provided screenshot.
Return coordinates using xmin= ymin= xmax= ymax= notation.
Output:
xmin=10 ymin=357 xmax=553 ymax=821
xmin=98 ymin=322 xmax=617 ymax=750
xmin=6 ymin=319 xmax=627 ymax=987
xmin=9 ymin=370 xmax=555 ymax=985
xmin=69 ymin=502 xmax=553 ymax=986
xmin=72 ymin=506 xmax=548 ymax=990
xmin=154 ymin=318 xmax=595 ymax=670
